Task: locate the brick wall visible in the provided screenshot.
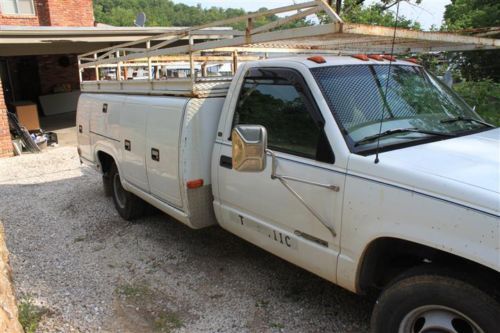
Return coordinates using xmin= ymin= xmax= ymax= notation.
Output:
xmin=44 ymin=0 xmax=94 ymax=26
xmin=37 ymin=54 xmax=80 ymax=95
xmin=0 ymin=0 xmax=93 ymax=26
xmin=0 ymin=80 xmax=13 ymax=158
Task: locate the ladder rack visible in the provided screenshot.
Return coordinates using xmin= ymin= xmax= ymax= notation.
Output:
xmin=78 ymin=0 xmax=499 ymax=96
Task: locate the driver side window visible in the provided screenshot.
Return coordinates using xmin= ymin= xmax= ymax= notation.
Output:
xmin=232 ymin=69 xmax=334 ymax=163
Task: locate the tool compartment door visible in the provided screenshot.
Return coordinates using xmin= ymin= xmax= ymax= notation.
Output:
xmin=119 ymin=96 xmax=149 ymax=192
xmin=146 ymin=96 xmax=187 ymax=208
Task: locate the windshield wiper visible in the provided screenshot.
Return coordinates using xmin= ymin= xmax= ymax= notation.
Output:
xmin=355 ymin=128 xmax=454 ymax=147
xmin=440 ymin=116 xmax=494 ymax=128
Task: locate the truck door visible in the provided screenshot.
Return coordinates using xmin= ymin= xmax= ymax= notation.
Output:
xmin=214 ymin=68 xmax=345 ymax=282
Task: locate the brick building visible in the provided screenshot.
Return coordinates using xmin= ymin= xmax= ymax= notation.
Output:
xmin=0 ymin=0 xmax=94 ymax=157
xmin=0 ymin=1 xmax=219 ymax=157
xmin=0 ymin=0 xmax=94 ymax=26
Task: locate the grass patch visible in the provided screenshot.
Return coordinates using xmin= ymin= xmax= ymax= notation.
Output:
xmin=116 ymin=282 xmax=152 ymax=299
xmin=154 ymin=312 xmax=183 ymax=333
xmin=18 ymin=295 xmax=48 ymax=333
xmin=270 ymin=322 xmax=285 ymax=329
xmin=255 ymin=299 xmax=269 ymax=308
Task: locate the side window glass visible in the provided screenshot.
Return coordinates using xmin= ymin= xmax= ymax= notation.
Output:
xmin=233 ymin=72 xmax=333 ymax=163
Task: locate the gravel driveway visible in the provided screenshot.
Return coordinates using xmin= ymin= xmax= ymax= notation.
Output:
xmin=0 ymin=147 xmax=372 ymax=332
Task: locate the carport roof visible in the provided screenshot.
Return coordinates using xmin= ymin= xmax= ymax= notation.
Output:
xmin=0 ymin=25 xmax=234 ymax=56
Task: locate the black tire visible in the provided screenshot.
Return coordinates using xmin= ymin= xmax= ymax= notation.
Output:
xmin=102 ymin=173 xmax=113 ymax=197
xmin=109 ymin=163 xmax=145 ymax=220
xmin=371 ymin=268 xmax=500 ymax=333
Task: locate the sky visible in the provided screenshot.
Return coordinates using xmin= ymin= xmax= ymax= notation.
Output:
xmin=177 ymin=0 xmax=451 ymax=30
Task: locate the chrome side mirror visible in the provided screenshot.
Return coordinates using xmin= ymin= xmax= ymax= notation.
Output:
xmin=231 ymin=125 xmax=267 ymax=172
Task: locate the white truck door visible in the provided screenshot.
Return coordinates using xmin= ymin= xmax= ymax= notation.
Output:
xmin=215 ymin=68 xmax=344 ymax=282
xmin=145 ymin=97 xmax=187 ymax=209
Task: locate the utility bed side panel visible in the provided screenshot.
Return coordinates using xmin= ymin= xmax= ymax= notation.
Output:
xmin=181 ymin=97 xmax=225 ymax=185
xmin=142 ymin=95 xmax=188 ymax=209
xmin=180 ymin=97 xmax=225 ymax=228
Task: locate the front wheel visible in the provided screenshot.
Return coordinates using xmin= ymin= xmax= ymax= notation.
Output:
xmin=109 ymin=163 xmax=145 ymax=220
xmin=371 ymin=270 xmax=500 ymax=333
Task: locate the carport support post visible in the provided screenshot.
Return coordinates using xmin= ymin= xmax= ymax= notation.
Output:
xmin=93 ymin=54 xmax=100 ymax=81
xmin=147 ymin=41 xmax=152 ymax=81
xmin=189 ymin=36 xmax=195 ymax=85
xmin=0 ymin=78 xmax=13 ymax=157
xmin=117 ymin=51 xmax=122 ymax=81
xmin=78 ymin=58 xmax=83 ymax=82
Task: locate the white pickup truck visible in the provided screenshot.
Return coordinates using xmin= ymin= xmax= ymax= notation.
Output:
xmin=77 ymin=55 xmax=500 ymax=332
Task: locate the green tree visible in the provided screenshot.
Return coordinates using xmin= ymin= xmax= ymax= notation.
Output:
xmin=320 ymin=0 xmax=421 ymax=29
xmin=443 ymin=0 xmax=499 ymax=31
xmin=442 ymin=0 xmax=500 ymax=82
xmin=93 ymin=0 xmax=310 ymax=29
xmin=442 ymin=0 xmax=499 ymax=124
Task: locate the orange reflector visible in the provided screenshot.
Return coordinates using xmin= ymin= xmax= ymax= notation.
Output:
xmin=382 ymin=55 xmax=397 ymax=62
xmin=368 ymin=54 xmax=384 ymax=61
xmin=352 ymin=54 xmax=369 ymax=61
xmin=405 ymin=58 xmax=420 ymax=64
xmin=307 ymin=56 xmax=326 ymax=64
xmin=187 ymin=179 xmax=204 ymax=189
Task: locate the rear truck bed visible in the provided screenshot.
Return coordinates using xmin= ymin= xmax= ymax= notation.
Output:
xmin=77 ymin=93 xmax=225 ymax=229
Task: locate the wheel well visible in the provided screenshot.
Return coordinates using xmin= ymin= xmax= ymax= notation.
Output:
xmin=97 ymin=151 xmax=115 ymax=175
xmin=358 ymin=237 xmax=499 ymax=294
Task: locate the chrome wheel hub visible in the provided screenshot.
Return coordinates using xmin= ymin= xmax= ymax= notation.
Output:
xmin=399 ymin=305 xmax=483 ymax=333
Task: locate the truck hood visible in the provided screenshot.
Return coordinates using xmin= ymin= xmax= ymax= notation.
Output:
xmin=350 ymin=128 xmax=500 ymax=216
xmin=382 ymin=128 xmax=500 ymax=193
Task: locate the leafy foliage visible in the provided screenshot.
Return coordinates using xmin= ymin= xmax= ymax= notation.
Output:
xmin=442 ymin=0 xmax=500 ymax=82
xmin=319 ymin=0 xmax=421 ymax=29
xmin=453 ymin=80 xmax=500 ymax=126
xmin=443 ymin=0 xmax=499 ymax=31
xmin=18 ymin=295 xmax=48 ymax=333
xmin=343 ymin=0 xmax=421 ymax=29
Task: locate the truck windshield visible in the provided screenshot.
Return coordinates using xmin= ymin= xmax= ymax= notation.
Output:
xmin=311 ymin=64 xmax=493 ymax=153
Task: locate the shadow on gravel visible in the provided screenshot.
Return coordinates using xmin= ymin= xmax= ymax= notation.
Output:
xmin=126 ymin=210 xmax=374 ymax=332
xmin=1 ymin=169 xmax=373 ymax=333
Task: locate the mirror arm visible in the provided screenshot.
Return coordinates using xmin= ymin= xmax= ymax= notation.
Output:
xmin=266 ymin=149 xmax=338 ymax=237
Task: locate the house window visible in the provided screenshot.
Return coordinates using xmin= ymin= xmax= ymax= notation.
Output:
xmin=1 ymin=0 xmax=35 ymax=15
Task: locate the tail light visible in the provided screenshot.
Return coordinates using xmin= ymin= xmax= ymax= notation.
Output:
xmin=187 ymin=179 xmax=204 ymax=189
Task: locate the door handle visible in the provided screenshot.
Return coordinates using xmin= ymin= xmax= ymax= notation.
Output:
xmin=102 ymin=103 xmax=108 ymax=113
xmin=78 ymin=125 xmax=82 ymax=133
xmin=220 ymin=155 xmax=232 ymax=169
xmin=124 ymin=140 xmax=131 ymax=151
xmin=151 ymin=148 xmax=160 ymax=161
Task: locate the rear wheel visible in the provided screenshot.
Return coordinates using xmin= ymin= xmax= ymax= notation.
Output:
xmin=371 ymin=269 xmax=500 ymax=333
xmin=109 ymin=163 xmax=145 ymax=220
xmin=102 ymin=172 xmax=112 ymax=197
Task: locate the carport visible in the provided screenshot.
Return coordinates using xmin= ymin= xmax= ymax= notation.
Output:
xmin=0 ymin=26 xmax=234 ymax=148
